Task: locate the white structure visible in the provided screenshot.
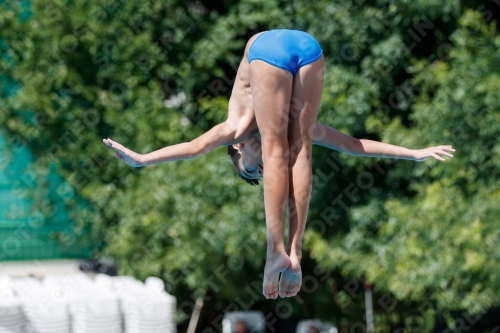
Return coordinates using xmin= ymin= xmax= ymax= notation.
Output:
xmin=0 ymin=273 xmax=176 ymax=333
xmin=0 ymin=276 xmax=26 ymax=333
xmin=96 ymin=275 xmax=176 ymax=333
xmin=222 ymin=311 xmax=265 ymax=333
xmin=296 ymin=319 xmax=337 ymax=333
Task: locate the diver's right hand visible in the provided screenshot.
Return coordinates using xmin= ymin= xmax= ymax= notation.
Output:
xmin=412 ymin=145 xmax=455 ymax=162
xmin=103 ymin=138 xmax=144 ymax=167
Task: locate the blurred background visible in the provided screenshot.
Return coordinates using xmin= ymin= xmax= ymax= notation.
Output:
xmin=1 ymin=0 xmax=500 ymax=332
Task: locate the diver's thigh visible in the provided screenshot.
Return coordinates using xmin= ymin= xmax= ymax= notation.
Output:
xmin=288 ymin=55 xmax=325 ymax=151
xmin=249 ymin=60 xmax=293 ymax=140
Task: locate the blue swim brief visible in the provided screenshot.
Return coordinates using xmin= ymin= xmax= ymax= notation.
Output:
xmin=248 ymin=29 xmax=323 ymax=77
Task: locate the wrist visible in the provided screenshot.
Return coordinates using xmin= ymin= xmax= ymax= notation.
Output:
xmin=408 ymin=149 xmax=418 ymax=161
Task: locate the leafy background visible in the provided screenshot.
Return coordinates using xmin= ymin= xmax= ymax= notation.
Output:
xmin=1 ymin=0 xmax=500 ymax=332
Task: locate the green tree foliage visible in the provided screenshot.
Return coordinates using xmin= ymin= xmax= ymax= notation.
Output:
xmin=1 ymin=0 xmax=500 ymax=331
xmin=306 ymin=6 xmax=500 ymax=332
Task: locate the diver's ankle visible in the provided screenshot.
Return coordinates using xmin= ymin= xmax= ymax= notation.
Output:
xmin=285 ymin=246 xmax=302 ymax=260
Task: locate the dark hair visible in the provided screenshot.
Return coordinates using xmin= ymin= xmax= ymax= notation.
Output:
xmin=227 ymin=145 xmax=260 ymax=186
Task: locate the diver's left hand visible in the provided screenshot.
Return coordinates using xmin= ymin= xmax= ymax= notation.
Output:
xmin=413 ymin=145 xmax=455 ymax=162
xmin=103 ymin=138 xmax=144 ymax=167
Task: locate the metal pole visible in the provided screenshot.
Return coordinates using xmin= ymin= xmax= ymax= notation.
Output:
xmin=364 ymin=283 xmax=374 ymax=333
xmin=187 ymin=291 xmax=205 ymax=333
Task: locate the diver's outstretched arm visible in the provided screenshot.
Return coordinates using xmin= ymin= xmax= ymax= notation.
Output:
xmin=312 ymin=123 xmax=455 ymax=162
xmin=103 ymin=121 xmax=237 ymax=167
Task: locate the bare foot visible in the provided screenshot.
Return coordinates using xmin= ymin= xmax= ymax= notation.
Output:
xmin=263 ymin=251 xmax=291 ymax=299
xmin=278 ymin=254 xmax=301 ymax=298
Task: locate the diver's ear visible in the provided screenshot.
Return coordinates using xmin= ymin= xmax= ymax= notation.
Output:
xmin=232 ymin=143 xmax=243 ymax=151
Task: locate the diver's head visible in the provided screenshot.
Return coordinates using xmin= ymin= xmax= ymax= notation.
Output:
xmin=227 ymin=132 xmax=264 ymax=185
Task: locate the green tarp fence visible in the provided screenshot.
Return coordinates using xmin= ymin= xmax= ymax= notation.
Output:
xmin=0 ymin=0 xmax=94 ymax=259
